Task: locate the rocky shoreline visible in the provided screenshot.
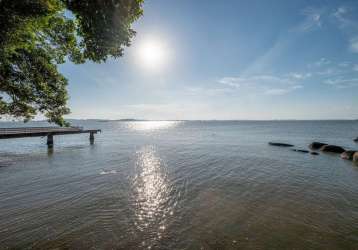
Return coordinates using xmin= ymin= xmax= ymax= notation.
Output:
xmin=269 ymin=137 xmax=358 ymax=165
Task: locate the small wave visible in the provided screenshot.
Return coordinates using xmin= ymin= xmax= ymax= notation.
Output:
xmin=100 ymin=170 xmax=117 ymax=175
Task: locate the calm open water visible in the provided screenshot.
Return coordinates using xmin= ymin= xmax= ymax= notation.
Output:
xmin=1 ymin=120 xmax=358 ymax=249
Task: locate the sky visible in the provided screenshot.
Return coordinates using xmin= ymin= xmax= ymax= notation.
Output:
xmin=60 ymin=0 xmax=358 ymax=120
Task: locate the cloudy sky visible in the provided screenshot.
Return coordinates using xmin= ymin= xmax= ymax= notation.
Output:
xmin=60 ymin=0 xmax=358 ymax=120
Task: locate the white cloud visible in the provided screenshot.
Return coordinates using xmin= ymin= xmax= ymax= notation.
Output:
xmin=264 ymin=89 xmax=290 ymax=95
xmin=300 ymin=7 xmax=323 ymax=31
xmin=333 ymin=6 xmax=349 ymax=27
xmin=292 ymin=85 xmax=303 ymax=90
xmin=265 ymin=85 xmax=302 ymax=96
xmin=316 ymin=68 xmax=343 ymax=76
xmin=324 ymin=78 xmax=358 ymax=88
xmin=218 ymin=77 xmax=242 ymax=88
xmin=310 ymin=58 xmax=331 ymax=67
xmin=331 ymin=6 xmax=358 ymax=53
xmin=307 ymin=59 xmax=356 ymax=77
xmin=334 ymin=6 xmax=347 ymax=16
xmin=219 ymin=75 xmax=295 ymax=87
xmin=338 ymin=61 xmax=351 ymax=67
xmin=349 ymin=37 xmax=358 ymax=53
xmin=218 ymin=74 xmax=304 ymax=96
xmin=287 ymin=72 xmax=312 ymax=79
xmin=219 ymin=57 xmax=358 ymax=95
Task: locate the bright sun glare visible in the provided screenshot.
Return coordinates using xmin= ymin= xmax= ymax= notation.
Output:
xmin=138 ymin=39 xmax=168 ymax=70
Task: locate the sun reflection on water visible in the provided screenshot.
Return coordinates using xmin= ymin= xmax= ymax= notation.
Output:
xmin=132 ymin=146 xmax=175 ymax=246
xmin=126 ymin=121 xmax=180 ymax=131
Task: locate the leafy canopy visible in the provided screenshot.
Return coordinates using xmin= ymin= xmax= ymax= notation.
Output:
xmin=0 ymin=0 xmax=143 ymax=126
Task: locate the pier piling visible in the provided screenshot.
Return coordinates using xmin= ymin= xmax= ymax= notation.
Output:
xmin=47 ymin=134 xmax=54 ymax=148
xmin=90 ymin=132 xmax=95 ymax=144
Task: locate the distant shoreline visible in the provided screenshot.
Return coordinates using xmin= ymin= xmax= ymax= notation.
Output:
xmin=1 ymin=119 xmax=357 ymax=123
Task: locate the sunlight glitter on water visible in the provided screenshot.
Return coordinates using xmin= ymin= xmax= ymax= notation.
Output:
xmin=132 ymin=146 xmax=174 ymax=245
xmin=126 ymin=121 xmax=180 ymax=131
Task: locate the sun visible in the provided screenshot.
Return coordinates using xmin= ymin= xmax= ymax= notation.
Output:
xmin=138 ymin=39 xmax=168 ymax=71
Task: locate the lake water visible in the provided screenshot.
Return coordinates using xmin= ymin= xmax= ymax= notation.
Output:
xmin=1 ymin=120 xmax=358 ymax=249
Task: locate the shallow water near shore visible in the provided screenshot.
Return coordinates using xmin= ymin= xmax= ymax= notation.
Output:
xmin=1 ymin=120 xmax=358 ymax=249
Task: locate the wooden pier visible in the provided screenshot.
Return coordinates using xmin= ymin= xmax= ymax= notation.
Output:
xmin=0 ymin=127 xmax=101 ymax=148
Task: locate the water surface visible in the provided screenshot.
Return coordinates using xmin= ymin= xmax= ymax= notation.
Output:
xmin=1 ymin=120 xmax=358 ymax=249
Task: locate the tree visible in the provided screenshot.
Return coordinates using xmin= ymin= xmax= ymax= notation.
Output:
xmin=0 ymin=0 xmax=143 ymax=126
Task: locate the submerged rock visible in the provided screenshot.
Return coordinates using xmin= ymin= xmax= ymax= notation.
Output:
xmin=354 ymin=137 xmax=358 ymax=143
xmin=341 ymin=151 xmax=357 ymax=160
xmin=268 ymin=142 xmax=294 ymax=147
xmin=292 ymin=149 xmax=309 ymax=153
xmin=309 ymin=142 xmax=328 ymax=150
xmin=320 ymin=145 xmax=345 ymax=154
xmin=310 ymin=152 xmax=319 ymax=155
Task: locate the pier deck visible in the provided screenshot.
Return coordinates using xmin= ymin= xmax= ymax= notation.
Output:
xmin=0 ymin=127 xmax=101 ymax=147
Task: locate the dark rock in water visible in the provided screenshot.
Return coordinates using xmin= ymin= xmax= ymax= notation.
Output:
xmin=292 ymin=149 xmax=309 ymax=153
xmin=340 ymin=151 xmax=357 ymax=160
xmin=320 ymin=145 xmax=345 ymax=154
xmin=268 ymin=142 xmax=294 ymax=147
xmin=354 ymin=152 xmax=358 ymax=164
xmin=310 ymin=152 xmax=319 ymax=155
xmin=309 ymin=142 xmax=328 ymax=150
xmin=354 ymin=137 xmax=358 ymax=142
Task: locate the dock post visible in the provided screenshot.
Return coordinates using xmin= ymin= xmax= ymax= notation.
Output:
xmin=89 ymin=132 xmax=95 ymax=144
xmin=47 ymin=134 xmax=54 ymax=148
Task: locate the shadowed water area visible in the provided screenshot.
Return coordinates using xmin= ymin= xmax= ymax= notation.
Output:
xmin=1 ymin=120 xmax=358 ymax=249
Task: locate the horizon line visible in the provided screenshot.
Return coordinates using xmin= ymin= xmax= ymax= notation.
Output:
xmin=1 ymin=118 xmax=357 ymax=123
